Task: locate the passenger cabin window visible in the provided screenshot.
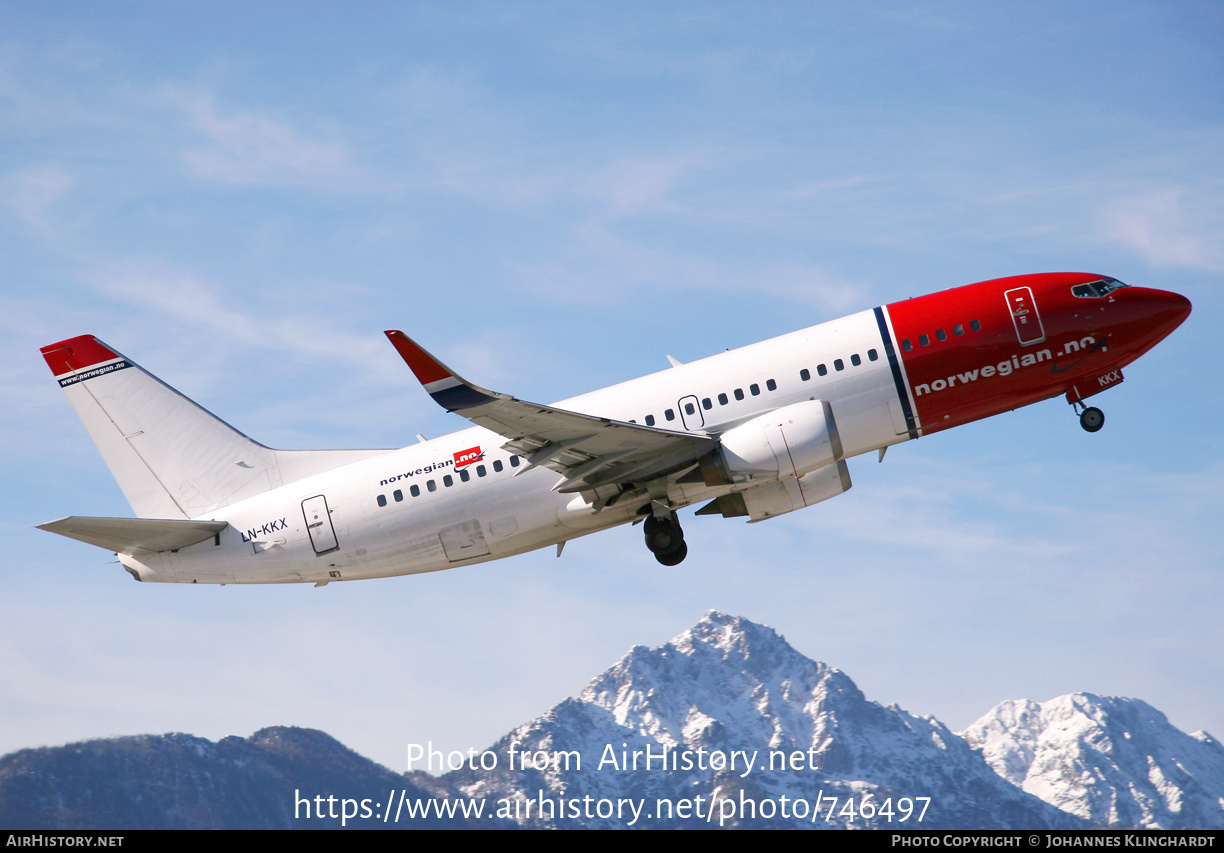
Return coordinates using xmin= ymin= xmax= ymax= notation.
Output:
xmin=953 ymin=324 xmax=964 ymax=337
xmin=493 ymin=459 xmax=504 ymax=473
xmin=936 ymin=329 xmax=947 ymax=342
xmin=970 ymin=319 xmax=981 ymax=332
xmin=834 ymin=359 xmax=844 ymax=371
xmin=718 ymin=393 xmax=728 ymax=405
xmin=734 ymin=388 xmax=744 ymax=400
xmin=645 ymin=414 xmax=655 ymax=426
xmin=817 ymin=364 xmax=828 ymax=376
xmin=766 ymin=378 xmax=777 ymax=391
xmin=510 ymin=456 xmax=520 ymax=468
xmin=476 ymin=465 xmax=486 ymax=477
xmin=394 ymin=489 xmax=403 ymax=501
xmin=427 ymin=480 xmax=437 ymax=492
xmin=868 ymin=349 xmax=879 ymax=361
xmin=800 ymin=368 xmax=810 ymax=381
xmin=443 ymin=474 xmax=453 ymax=487
xmin=377 ymin=494 xmax=387 ymax=507
xmin=702 ymin=397 xmax=712 ymax=410
xmin=665 ymin=408 xmax=675 ymax=421
xmin=902 ymin=339 xmax=912 ymax=351
xmin=750 ymin=384 xmax=760 ymax=396
xmin=459 ymin=469 xmax=470 ymax=482
xmin=919 ymin=334 xmax=930 ymax=346
xmin=410 ymin=484 xmax=421 ymax=497
xmin=850 ymin=354 xmax=861 ymax=366
xmin=684 ymin=402 xmax=695 ymax=415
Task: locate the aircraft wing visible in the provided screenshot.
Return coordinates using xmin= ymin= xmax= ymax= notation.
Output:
xmin=385 ymin=331 xmax=714 ymax=495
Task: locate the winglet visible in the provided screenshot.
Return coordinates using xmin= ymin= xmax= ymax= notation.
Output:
xmin=384 ymin=330 xmax=454 ymax=385
xmin=384 ymin=331 xmax=497 ymax=412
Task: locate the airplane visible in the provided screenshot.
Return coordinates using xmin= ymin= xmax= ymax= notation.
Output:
xmin=37 ymin=272 xmax=1190 ymax=584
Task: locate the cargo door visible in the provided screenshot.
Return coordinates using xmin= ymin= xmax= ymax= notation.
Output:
xmin=439 ymin=519 xmax=491 ymax=562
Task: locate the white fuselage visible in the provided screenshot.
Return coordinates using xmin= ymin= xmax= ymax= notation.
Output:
xmin=128 ymin=310 xmax=902 ymax=584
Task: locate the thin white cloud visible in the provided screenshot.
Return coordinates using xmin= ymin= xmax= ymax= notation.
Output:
xmin=585 ymin=157 xmax=693 ymax=216
xmin=86 ymin=260 xmax=393 ymax=377
xmin=804 ymin=482 xmax=1081 ymax=567
xmin=176 ymin=91 xmax=351 ymax=187
xmin=5 ymin=165 xmax=74 ymax=227
xmin=784 ymin=176 xmax=875 ymax=199
xmin=736 ymin=263 xmax=871 ymax=314
xmin=1098 ymin=188 xmax=1224 ymax=272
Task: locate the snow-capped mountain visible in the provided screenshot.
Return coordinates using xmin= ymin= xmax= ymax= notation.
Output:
xmin=4 ymin=611 xmax=1220 ymax=830
xmin=961 ymin=694 xmax=1224 ymax=829
xmin=444 ymin=611 xmax=1083 ymax=829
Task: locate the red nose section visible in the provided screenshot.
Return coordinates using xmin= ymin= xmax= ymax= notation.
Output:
xmin=1168 ymin=290 xmax=1191 ymax=323
xmin=1146 ymin=288 xmax=1192 ymax=337
xmin=1109 ymin=288 xmax=1192 ymax=364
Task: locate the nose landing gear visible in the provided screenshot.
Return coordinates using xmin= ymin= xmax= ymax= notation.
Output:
xmin=643 ymin=513 xmax=688 ymax=566
xmin=1073 ymin=402 xmax=1105 ymax=433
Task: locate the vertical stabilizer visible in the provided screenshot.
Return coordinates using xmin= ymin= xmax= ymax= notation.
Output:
xmin=42 ymin=336 xmax=281 ymax=518
xmin=41 ymin=336 xmax=393 ymax=519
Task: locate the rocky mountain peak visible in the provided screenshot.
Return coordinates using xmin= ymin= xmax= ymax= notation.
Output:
xmin=962 ymin=693 xmax=1224 ymax=829
xmin=576 ymin=610 xmax=859 ymax=753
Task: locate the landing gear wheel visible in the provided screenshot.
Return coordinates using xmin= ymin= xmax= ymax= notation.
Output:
xmin=1079 ymin=406 xmax=1104 ymax=433
xmin=643 ymin=513 xmax=686 ymax=564
xmin=655 ymin=541 xmax=688 ymax=566
xmin=643 ymin=515 xmax=683 ymax=555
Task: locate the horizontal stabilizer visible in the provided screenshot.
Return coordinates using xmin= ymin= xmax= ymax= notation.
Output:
xmin=38 ymin=516 xmax=228 ymax=554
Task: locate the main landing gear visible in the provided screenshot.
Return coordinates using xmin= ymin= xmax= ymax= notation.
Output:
xmin=1073 ymin=402 xmax=1105 ymax=433
xmin=644 ymin=513 xmax=688 ymax=566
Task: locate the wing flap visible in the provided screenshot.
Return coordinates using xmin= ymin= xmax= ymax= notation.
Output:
xmin=384 ymin=331 xmax=713 ymax=491
xmin=38 ymin=516 xmax=228 ymax=554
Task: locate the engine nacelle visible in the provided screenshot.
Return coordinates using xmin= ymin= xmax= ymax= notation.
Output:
xmin=696 ymin=459 xmax=852 ymax=522
xmin=699 ymin=399 xmax=844 ymax=489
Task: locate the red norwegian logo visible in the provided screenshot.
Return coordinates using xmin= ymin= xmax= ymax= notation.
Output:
xmin=453 ymin=446 xmax=484 ymax=469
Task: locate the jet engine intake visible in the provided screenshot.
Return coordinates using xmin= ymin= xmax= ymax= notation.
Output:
xmin=699 ymin=399 xmax=843 ymax=489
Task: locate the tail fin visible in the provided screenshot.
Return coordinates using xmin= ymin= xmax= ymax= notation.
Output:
xmin=41 ymin=335 xmax=390 ymax=519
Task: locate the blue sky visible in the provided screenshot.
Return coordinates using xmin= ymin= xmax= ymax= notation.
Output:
xmin=2 ymin=2 xmax=1221 ymax=772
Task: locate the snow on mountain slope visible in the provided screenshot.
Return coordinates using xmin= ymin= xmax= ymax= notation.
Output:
xmin=446 ymin=611 xmax=1082 ymax=829
xmin=962 ymin=693 xmax=1224 ymax=829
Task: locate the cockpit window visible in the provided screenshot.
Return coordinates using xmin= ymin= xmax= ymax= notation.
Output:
xmin=1072 ymin=277 xmax=1128 ymax=299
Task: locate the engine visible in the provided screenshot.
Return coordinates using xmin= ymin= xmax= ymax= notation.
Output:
xmin=698 ymin=399 xmax=844 ymax=488
xmin=689 ymin=399 xmax=851 ymax=522
xmin=696 ymin=459 xmax=852 ymax=521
